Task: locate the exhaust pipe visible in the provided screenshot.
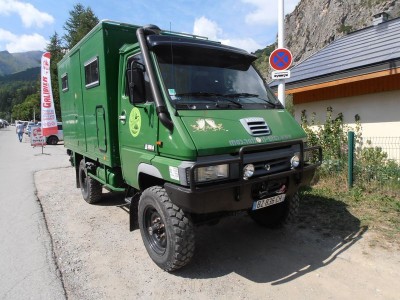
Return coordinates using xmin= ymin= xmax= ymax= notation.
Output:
xmin=136 ymin=27 xmax=174 ymax=132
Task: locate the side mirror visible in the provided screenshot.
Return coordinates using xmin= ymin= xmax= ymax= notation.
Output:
xmin=126 ymin=61 xmax=145 ymax=104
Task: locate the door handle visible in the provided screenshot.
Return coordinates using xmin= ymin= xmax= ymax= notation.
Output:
xmin=119 ymin=109 xmax=127 ymax=124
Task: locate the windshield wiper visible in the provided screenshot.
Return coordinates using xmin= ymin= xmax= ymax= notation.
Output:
xmin=225 ymin=93 xmax=282 ymax=108
xmin=224 ymin=93 xmax=259 ymax=98
xmin=260 ymin=98 xmax=283 ymax=108
xmin=215 ymin=98 xmax=243 ymax=108
xmin=175 ymin=92 xmax=223 ymax=97
xmin=174 ymin=92 xmax=242 ymax=108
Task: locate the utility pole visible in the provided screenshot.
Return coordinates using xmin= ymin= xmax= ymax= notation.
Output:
xmin=277 ymin=0 xmax=285 ymax=107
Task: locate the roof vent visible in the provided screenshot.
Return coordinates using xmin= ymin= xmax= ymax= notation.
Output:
xmin=240 ymin=117 xmax=271 ymax=136
xmin=373 ymin=12 xmax=389 ymax=26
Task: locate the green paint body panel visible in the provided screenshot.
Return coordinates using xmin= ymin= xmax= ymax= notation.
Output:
xmin=176 ymin=109 xmax=306 ymax=157
xmin=58 ymin=21 xmax=140 ymax=167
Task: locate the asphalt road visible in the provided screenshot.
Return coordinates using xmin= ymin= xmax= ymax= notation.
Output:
xmin=0 ymin=128 xmax=69 ymax=299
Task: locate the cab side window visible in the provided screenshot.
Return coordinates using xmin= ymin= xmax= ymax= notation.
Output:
xmin=125 ymin=53 xmax=153 ymax=103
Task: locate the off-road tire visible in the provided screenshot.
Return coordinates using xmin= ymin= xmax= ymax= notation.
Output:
xmin=249 ymin=192 xmax=300 ymax=228
xmin=138 ymin=186 xmax=195 ymax=272
xmin=78 ymin=159 xmax=102 ymax=204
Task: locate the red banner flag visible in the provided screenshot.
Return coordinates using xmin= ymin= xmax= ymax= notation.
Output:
xmin=41 ymin=52 xmax=58 ymax=136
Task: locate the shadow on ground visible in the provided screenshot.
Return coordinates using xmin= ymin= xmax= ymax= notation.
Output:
xmin=87 ymin=187 xmax=366 ymax=284
xmin=173 ymin=192 xmax=367 ymax=284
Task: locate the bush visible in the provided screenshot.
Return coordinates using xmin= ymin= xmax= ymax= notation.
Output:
xmin=301 ymin=107 xmax=400 ymax=195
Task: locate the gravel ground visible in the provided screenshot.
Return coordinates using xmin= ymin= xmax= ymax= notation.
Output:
xmin=35 ymin=167 xmax=400 ymax=300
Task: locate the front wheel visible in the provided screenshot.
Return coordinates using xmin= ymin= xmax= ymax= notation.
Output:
xmin=138 ymin=186 xmax=195 ymax=272
xmin=249 ymin=192 xmax=300 ymax=228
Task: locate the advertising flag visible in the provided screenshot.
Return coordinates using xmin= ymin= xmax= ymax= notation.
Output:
xmin=41 ymin=52 xmax=58 ymax=136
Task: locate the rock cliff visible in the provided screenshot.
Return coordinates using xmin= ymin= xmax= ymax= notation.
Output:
xmin=255 ymin=0 xmax=400 ymax=78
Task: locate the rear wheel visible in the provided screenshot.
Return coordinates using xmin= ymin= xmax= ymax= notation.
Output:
xmin=78 ymin=159 xmax=102 ymax=204
xmin=138 ymin=186 xmax=195 ymax=272
xmin=249 ymin=192 xmax=300 ymax=228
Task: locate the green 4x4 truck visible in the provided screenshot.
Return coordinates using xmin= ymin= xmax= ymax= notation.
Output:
xmin=58 ymin=20 xmax=322 ymax=271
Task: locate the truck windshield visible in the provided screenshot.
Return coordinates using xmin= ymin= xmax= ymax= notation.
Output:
xmin=154 ymin=45 xmax=282 ymax=110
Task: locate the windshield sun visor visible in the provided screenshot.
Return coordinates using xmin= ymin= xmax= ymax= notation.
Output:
xmin=146 ymin=35 xmax=256 ymax=70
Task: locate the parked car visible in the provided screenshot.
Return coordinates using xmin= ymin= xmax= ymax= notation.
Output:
xmin=46 ymin=122 xmax=63 ymax=145
xmin=25 ymin=122 xmax=36 ymax=136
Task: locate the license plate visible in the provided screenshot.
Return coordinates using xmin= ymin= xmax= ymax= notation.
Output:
xmin=252 ymin=194 xmax=286 ymax=210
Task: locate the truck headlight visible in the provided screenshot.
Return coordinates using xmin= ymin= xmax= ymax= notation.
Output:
xmin=195 ymin=164 xmax=229 ymax=182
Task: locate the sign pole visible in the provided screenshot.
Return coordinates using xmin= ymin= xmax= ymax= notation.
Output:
xmin=278 ymin=0 xmax=285 ymax=107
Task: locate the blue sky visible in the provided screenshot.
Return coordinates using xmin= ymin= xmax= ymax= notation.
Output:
xmin=0 ymin=0 xmax=300 ymax=53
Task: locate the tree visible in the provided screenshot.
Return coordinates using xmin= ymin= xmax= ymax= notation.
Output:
xmin=63 ymin=3 xmax=99 ymax=50
xmin=11 ymin=92 xmax=40 ymax=121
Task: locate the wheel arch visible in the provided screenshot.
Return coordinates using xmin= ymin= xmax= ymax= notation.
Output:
xmin=137 ymin=163 xmax=165 ymax=191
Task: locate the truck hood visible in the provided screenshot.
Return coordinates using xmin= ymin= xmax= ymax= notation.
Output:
xmin=179 ymin=109 xmax=306 ymax=156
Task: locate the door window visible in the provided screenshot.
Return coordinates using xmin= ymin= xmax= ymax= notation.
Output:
xmin=125 ymin=53 xmax=153 ymax=102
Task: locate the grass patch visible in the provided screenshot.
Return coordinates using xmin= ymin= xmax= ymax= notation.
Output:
xmin=299 ymin=175 xmax=400 ymax=246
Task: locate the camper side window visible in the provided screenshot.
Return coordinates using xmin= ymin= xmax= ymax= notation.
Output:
xmin=125 ymin=53 xmax=153 ymax=103
xmin=61 ymin=73 xmax=68 ymax=92
xmin=84 ymin=57 xmax=99 ymax=88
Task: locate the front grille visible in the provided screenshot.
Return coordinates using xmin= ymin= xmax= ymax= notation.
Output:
xmin=241 ymin=144 xmax=301 ymax=178
xmin=240 ymin=117 xmax=271 ymax=136
xmin=253 ymin=157 xmax=291 ymax=176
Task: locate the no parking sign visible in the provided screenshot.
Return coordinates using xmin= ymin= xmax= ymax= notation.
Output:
xmin=269 ymin=48 xmax=293 ymax=71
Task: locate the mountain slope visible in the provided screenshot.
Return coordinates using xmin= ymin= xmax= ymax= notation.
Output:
xmin=286 ymin=0 xmax=400 ymax=64
xmin=0 ymin=67 xmax=40 ymax=83
xmin=256 ymin=0 xmax=400 ymax=79
xmin=0 ymin=51 xmax=43 ymax=76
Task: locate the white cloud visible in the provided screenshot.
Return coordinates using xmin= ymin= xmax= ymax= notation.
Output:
xmin=220 ymin=38 xmax=264 ymax=53
xmin=0 ymin=28 xmax=47 ymax=52
xmin=193 ymin=16 xmax=263 ymax=53
xmin=0 ymin=28 xmax=16 ymax=41
xmin=242 ymin=0 xmax=300 ymax=25
xmin=193 ymin=16 xmax=222 ymax=40
xmin=0 ymin=0 xmax=54 ymax=28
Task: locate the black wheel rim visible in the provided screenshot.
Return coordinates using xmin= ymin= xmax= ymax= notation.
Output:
xmin=143 ymin=205 xmax=167 ymax=256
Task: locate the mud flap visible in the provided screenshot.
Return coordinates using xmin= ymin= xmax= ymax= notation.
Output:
xmin=129 ymin=193 xmax=140 ymax=231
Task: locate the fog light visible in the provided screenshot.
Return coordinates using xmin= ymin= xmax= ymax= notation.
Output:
xmin=243 ymin=164 xmax=255 ymax=180
xmin=291 ymin=154 xmax=300 ymax=168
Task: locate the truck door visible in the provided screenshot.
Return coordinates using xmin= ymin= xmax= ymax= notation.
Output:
xmin=118 ymin=52 xmax=158 ymax=188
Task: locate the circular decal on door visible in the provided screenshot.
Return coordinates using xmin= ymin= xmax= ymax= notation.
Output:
xmin=129 ymin=107 xmax=141 ymax=137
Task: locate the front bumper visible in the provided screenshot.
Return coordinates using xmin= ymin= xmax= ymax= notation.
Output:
xmin=165 ymin=140 xmax=322 ymax=214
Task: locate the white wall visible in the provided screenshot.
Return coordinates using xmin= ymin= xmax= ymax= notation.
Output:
xmin=294 ymin=89 xmax=400 ymax=160
xmin=294 ymin=89 xmax=400 ymax=137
